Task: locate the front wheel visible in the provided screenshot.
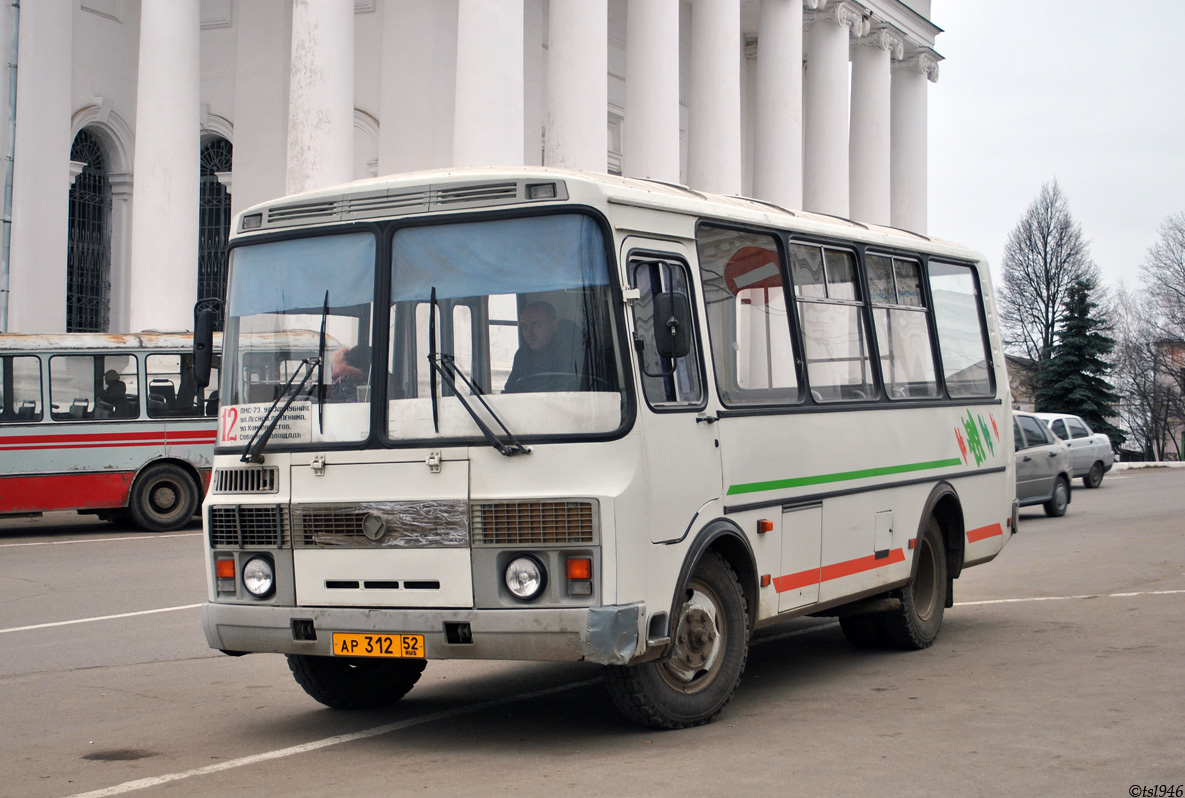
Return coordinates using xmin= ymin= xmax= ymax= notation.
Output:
xmin=128 ymin=463 xmax=198 ymax=532
xmin=604 ymin=551 xmax=749 ymax=729
xmin=287 ymin=654 xmax=425 ymax=710
xmin=1044 ymin=476 xmax=1070 ymax=517
xmin=1083 ymin=462 xmax=1104 ymax=489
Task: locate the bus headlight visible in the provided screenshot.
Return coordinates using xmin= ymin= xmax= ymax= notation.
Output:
xmin=505 ymin=555 xmax=546 ymax=601
xmin=242 ymin=556 xmax=275 ymax=598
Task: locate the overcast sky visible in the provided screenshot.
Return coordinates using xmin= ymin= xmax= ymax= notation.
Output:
xmin=927 ymin=1 xmax=1185 ymax=293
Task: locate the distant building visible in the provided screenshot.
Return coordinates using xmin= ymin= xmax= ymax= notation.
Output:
xmin=1005 ymin=355 xmax=1037 ymax=412
xmin=0 ymin=0 xmax=942 ymax=334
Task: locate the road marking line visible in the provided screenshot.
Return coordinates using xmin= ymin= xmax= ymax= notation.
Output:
xmin=0 ymin=604 xmax=201 ymax=635
xmin=63 ymin=678 xmax=601 ymax=798
xmin=957 ymin=588 xmax=1185 ymax=606
xmin=0 ymin=533 xmax=201 ymax=548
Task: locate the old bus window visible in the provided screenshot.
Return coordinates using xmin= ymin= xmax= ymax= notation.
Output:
xmin=696 ymin=225 xmax=800 ymax=405
xmin=928 ymin=261 xmax=993 ymax=397
xmin=788 ymin=244 xmax=874 ymax=402
xmin=0 ymin=356 xmax=43 ymax=422
xmin=631 ymin=259 xmax=703 ymax=407
xmin=866 ymin=255 xmax=938 ymax=399
xmin=146 ymin=354 xmax=220 ymax=417
xmin=50 ymin=354 xmax=138 ymax=420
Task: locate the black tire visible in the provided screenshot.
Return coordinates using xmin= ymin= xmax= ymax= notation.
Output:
xmin=875 ymin=518 xmax=948 ymax=650
xmin=838 ymin=613 xmax=888 ymax=648
xmin=1044 ymin=476 xmax=1070 ymax=517
xmin=287 ymin=654 xmax=426 ymax=710
xmin=1083 ymin=462 xmax=1104 ymax=489
xmin=128 ymin=463 xmax=198 ymax=532
xmin=604 ymin=551 xmax=749 ymax=730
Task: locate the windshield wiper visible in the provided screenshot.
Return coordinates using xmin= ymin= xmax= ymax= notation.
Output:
xmin=427 ymin=353 xmax=530 ymax=457
xmin=425 ymin=287 xmax=528 ymax=457
xmin=241 ymin=356 xmax=320 ymax=464
xmin=316 ymin=291 xmax=328 ymax=434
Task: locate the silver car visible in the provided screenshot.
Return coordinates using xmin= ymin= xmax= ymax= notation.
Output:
xmin=1034 ymin=412 xmax=1116 ymax=488
xmin=1014 ymin=411 xmax=1073 ymax=517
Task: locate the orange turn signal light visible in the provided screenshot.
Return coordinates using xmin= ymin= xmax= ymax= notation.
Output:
xmin=757 ymin=519 xmax=773 ymax=534
xmin=215 ymin=559 xmax=235 ymax=578
xmin=567 ymin=558 xmax=592 ymax=580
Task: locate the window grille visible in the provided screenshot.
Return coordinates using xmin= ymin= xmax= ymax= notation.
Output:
xmin=198 ymin=137 xmax=233 ymax=330
xmin=66 ymin=130 xmax=111 ymax=333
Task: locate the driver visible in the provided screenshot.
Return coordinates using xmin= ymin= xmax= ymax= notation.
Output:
xmin=503 ymin=301 xmax=581 ymax=393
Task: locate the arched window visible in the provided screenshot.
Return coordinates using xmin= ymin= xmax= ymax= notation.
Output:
xmin=66 ymin=130 xmax=112 ymax=332
xmin=198 ymin=136 xmax=233 ymax=329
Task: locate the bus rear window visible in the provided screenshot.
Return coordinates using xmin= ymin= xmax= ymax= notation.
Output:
xmin=928 ymin=262 xmax=993 ymax=398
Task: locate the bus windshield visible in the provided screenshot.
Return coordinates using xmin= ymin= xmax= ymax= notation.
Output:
xmin=387 ymin=213 xmax=626 ymax=441
xmin=219 ymin=214 xmax=627 ymax=449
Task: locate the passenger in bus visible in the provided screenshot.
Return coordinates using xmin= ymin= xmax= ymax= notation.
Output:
xmin=98 ymin=369 xmax=132 ymax=417
xmin=504 ymin=301 xmax=583 ymax=393
xmin=328 ymin=345 xmax=372 ymax=402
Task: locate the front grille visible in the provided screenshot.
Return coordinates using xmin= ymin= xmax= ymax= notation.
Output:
xmin=209 ymin=505 xmax=289 ymax=548
xmin=212 ymin=467 xmax=278 ymax=494
xmin=471 ymin=500 xmax=597 ymax=545
xmin=294 ymin=501 xmax=469 ymax=548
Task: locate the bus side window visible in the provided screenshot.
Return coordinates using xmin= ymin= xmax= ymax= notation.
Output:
xmin=928 ymin=261 xmax=994 ymax=398
xmin=0 ymin=356 xmax=43 ymax=422
xmin=867 ymin=254 xmax=939 ymax=399
xmin=630 ymin=259 xmax=703 ymax=407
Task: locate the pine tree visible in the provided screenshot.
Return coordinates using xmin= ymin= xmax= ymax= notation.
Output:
xmin=1034 ymin=278 xmax=1126 ymax=444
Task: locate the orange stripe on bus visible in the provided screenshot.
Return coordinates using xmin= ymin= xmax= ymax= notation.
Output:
xmin=773 ymin=548 xmax=906 ymax=594
xmin=966 ymin=523 xmax=1003 ymax=543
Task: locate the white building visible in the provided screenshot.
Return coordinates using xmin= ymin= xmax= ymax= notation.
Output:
xmin=0 ymin=0 xmax=941 ymax=334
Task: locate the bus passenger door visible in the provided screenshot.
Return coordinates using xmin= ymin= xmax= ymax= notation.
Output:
xmin=626 ymin=245 xmax=722 ymax=543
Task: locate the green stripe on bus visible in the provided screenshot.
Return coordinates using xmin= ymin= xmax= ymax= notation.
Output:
xmin=726 ymin=457 xmax=965 ymax=496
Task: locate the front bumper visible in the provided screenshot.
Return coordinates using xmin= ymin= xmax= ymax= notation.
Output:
xmin=202 ymin=601 xmax=643 ymax=665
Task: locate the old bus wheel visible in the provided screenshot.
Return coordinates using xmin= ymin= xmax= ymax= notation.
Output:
xmin=287 ymin=654 xmax=426 ymax=710
xmin=604 ymin=552 xmax=749 ymax=729
xmin=128 ymin=463 xmax=199 ymax=532
xmin=878 ymin=517 xmax=947 ymax=650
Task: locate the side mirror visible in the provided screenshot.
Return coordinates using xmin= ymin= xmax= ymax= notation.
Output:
xmin=193 ymin=309 xmax=216 ymax=389
xmin=653 ymin=292 xmax=692 ymax=360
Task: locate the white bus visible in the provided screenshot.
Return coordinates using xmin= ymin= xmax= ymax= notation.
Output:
xmin=0 ymin=332 xmax=220 ymax=532
xmin=197 ymin=167 xmax=1016 ymax=729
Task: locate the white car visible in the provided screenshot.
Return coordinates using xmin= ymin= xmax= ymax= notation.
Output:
xmin=1034 ymin=412 xmax=1115 ymax=489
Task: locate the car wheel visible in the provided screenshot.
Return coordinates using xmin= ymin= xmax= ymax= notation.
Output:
xmin=1044 ymin=476 xmax=1070 ymax=517
xmin=1083 ymin=462 xmax=1104 ymax=489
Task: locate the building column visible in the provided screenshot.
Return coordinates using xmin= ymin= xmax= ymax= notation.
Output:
xmin=231 ymin=0 xmax=291 ymax=218
xmin=378 ymin=0 xmax=458 ymax=174
xmin=622 ymin=0 xmax=680 ymax=183
xmin=6 ymin=0 xmax=72 ymax=332
xmin=106 ymin=174 xmax=134 ymax=332
xmin=752 ymin=0 xmax=803 ymax=209
xmin=454 ymin=0 xmax=524 ymax=166
xmin=687 ymin=0 xmax=742 ymax=195
xmin=286 ymin=0 xmax=354 ymax=195
xmin=803 ymin=0 xmax=865 ymax=218
xmin=849 ymin=27 xmax=901 ymax=226
xmin=127 ymin=0 xmax=200 ymax=333
xmin=890 ymin=51 xmax=938 ymax=233
xmin=545 ymin=0 xmax=607 ymax=172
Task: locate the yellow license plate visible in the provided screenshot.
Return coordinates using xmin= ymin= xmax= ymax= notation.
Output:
xmin=331 ymin=633 xmax=425 ymax=659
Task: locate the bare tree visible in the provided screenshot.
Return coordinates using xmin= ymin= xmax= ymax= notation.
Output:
xmin=998 ymin=180 xmax=1099 ymax=365
xmin=1141 ymin=212 xmax=1185 ymax=339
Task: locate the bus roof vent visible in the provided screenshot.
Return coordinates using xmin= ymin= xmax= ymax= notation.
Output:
xmin=343 ymin=188 xmax=431 ymax=220
xmin=431 ymin=181 xmax=521 ymax=209
xmin=264 ymin=200 xmax=342 ymax=228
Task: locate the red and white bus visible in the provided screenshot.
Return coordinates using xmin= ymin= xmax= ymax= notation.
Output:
xmin=0 ymin=332 xmax=220 ymax=532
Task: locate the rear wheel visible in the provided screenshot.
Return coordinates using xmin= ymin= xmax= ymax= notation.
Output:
xmin=605 ymin=551 xmax=748 ymax=729
xmin=842 ymin=518 xmax=948 ymax=651
xmin=128 ymin=463 xmax=198 ymax=532
xmin=1044 ymin=476 xmax=1070 ymax=517
xmin=287 ymin=654 xmax=426 ymax=710
xmin=1083 ymin=462 xmax=1104 ymax=489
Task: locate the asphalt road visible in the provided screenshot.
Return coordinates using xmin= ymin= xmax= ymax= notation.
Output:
xmin=2 ymin=468 xmax=1183 ymax=798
